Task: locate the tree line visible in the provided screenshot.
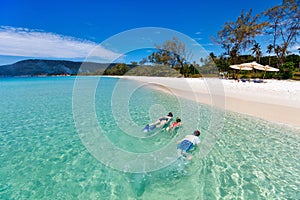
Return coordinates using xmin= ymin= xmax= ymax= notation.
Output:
xmin=215 ymin=0 xmax=299 ymax=67
xmin=213 ymin=0 xmax=299 ymax=79
xmin=101 ymin=0 xmax=299 ymax=79
xmin=102 ymin=37 xmax=202 ymax=77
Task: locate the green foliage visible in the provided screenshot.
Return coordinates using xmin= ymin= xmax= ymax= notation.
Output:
xmin=237 ymin=55 xmax=255 ymax=64
xmin=276 ymin=61 xmax=295 ymax=79
xmin=125 ymin=64 xmax=182 ymax=77
xmin=131 ymin=61 xmax=138 ymax=68
xmin=103 ymin=63 xmax=130 ymax=75
xmin=286 ymin=54 xmax=300 ymax=71
xmin=279 ymin=70 xmax=294 ymax=79
xmin=263 ymin=0 xmax=300 ymax=67
xmin=187 ymin=63 xmax=200 ymax=75
xmin=216 ymin=9 xmax=268 ymax=64
xmin=283 ymin=61 xmax=295 ymax=71
xmin=293 ymin=72 xmax=300 ymax=80
xmin=147 ymin=37 xmax=192 ymax=77
xmin=198 ymin=63 xmax=219 ymax=75
xmin=213 ymin=53 xmax=300 ymax=79
xmin=260 ymin=56 xmax=278 ymax=67
xmin=251 ymin=43 xmax=262 ymax=63
xmin=214 ymin=0 xmax=299 ymax=78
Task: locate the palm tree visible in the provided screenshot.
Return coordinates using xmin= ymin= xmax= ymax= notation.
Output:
xmin=200 ymin=57 xmax=204 ymax=63
xmin=251 ymin=43 xmax=262 ymax=63
xmin=298 ymin=47 xmax=300 ymax=54
xmin=209 ymin=52 xmax=216 ymax=61
xmin=266 ymin=44 xmax=274 ymax=66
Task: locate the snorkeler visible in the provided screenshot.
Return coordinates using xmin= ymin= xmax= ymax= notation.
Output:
xmin=143 ymin=112 xmax=173 ymax=132
xmin=177 ymin=130 xmax=201 ymax=160
xmin=166 ymin=117 xmax=182 ymax=131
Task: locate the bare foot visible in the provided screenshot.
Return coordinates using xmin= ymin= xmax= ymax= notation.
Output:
xmin=186 ymin=155 xmax=193 ymax=161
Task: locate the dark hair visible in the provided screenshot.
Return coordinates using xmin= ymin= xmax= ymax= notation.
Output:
xmin=168 ymin=112 xmax=173 ymax=117
xmin=176 ymin=118 xmax=181 ymax=122
xmin=193 ymin=130 xmax=200 ymax=136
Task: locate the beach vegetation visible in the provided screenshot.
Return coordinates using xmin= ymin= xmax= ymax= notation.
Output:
xmin=278 ymin=61 xmax=295 ymax=79
xmin=293 ymin=71 xmax=300 ymax=80
xmin=205 ymin=53 xmax=300 ymax=79
xmin=187 ymin=62 xmax=201 ymax=77
xmin=103 ymin=63 xmax=130 ymax=75
xmin=2 ymin=1 xmax=299 ymax=80
xmin=130 ymin=61 xmax=138 ymax=68
xmin=251 ymin=43 xmax=262 ymax=63
xmin=263 ymin=0 xmax=300 ymax=67
xmin=266 ymin=44 xmax=274 ymax=66
xmin=215 ymin=9 xmax=268 ymax=64
xmin=124 ymin=64 xmax=182 ymax=77
xmin=198 ymin=55 xmax=219 ymax=75
xmin=147 ymin=37 xmax=196 ymax=77
xmin=214 ymin=0 xmax=299 ymax=80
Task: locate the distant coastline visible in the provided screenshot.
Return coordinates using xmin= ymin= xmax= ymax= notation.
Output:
xmin=0 ymin=59 xmax=123 ymax=77
xmin=0 ymin=59 xmax=184 ymax=78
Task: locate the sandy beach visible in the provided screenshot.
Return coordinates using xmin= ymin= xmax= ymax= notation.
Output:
xmin=121 ymin=76 xmax=300 ymax=128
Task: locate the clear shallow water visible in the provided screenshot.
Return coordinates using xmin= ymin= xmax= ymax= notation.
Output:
xmin=0 ymin=77 xmax=299 ymax=199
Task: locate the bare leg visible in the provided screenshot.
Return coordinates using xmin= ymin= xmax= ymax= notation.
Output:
xmin=185 ymin=155 xmax=193 ymax=160
xmin=149 ymin=120 xmax=166 ymax=128
xmin=157 ymin=120 xmax=167 ymax=128
xmin=149 ymin=120 xmax=160 ymax=127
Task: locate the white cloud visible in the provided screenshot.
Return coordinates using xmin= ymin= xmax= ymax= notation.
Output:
xmin=202 ymin=43 xmax=217 ymax=46
xmin=194 ymin=37 xmax=202 ymax=41
xmin=290 ymin=45 xmax=300 ymax=54
xmin=291 ymin=45 xmax=300 ymax=51
xmin=192 ymin=43 xmax=201 ymax=46
xmin=195 ymin=31 xmax=201 ymax=35
xmin=0 ymin=26 xmax=122 ymax=62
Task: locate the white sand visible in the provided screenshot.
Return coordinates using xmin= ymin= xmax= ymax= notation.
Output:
xmin=120 ymin=76 xmax=300 ymax=128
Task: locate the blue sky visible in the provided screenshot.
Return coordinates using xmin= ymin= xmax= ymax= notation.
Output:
xmin=0 ymin=0 xmax=288 ymax=65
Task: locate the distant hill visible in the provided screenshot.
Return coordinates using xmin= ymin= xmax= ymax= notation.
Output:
xmin=0 ymin=59 xmax=185 ymax=77
xmin=0 ymin=59 xmax=118 ymax=77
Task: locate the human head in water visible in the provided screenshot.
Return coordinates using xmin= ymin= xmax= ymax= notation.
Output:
xmin=193 ymin=130 xmax=200 ymax=136
xmin=176 ymin=118 xmax=181 ymax=122
xmin=168 ymin=112 xmax=173 ymax=117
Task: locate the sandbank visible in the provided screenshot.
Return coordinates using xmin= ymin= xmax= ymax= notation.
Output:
xmin=120 ymin=76 xmax=300 ymax=128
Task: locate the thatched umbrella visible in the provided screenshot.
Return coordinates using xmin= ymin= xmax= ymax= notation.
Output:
xmin=253 ymin=65 xmax=279 ymax=79
xmin=229 ymin=64 xmax=252 ymax=79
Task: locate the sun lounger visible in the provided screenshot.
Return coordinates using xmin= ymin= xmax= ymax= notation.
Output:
xmin=253 ymin=79 xmax=263 ymax=83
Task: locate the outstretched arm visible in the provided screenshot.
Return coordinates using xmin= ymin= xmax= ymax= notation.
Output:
xmin=165 ymin=116 xmax=172 ymax=121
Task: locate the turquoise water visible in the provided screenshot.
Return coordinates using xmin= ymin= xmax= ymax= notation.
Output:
xmin=0 ymin=77 xmax=299 ymax=199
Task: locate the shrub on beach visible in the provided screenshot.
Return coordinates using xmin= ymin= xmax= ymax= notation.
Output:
xmin=293 ymin=72 xmax=300 ymax=80
xmin=277 ymin=62 xmax=295 ymax=79
xmin=125 ymin=65 xmax=183 ymax=77
xmin=188 ymin=74 xmax=202 ymax=78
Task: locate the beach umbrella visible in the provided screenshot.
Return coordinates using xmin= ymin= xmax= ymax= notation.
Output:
xmin=239 ymin=61 xmax=265 ymax=68
xmin=238 ymin=61 xmax=276 ymax=80
xmin=253 ymin=64 xmax=279 ymax=71
xmin=253 ymin=65 xmax=279 ymax=79
xmin=265 ymin=65 xmax=279 ymax=72
xmin=229 ymin=64 xmax=252 ymax=71
xmin=229 ymin=64 xmax=252 ymax=79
